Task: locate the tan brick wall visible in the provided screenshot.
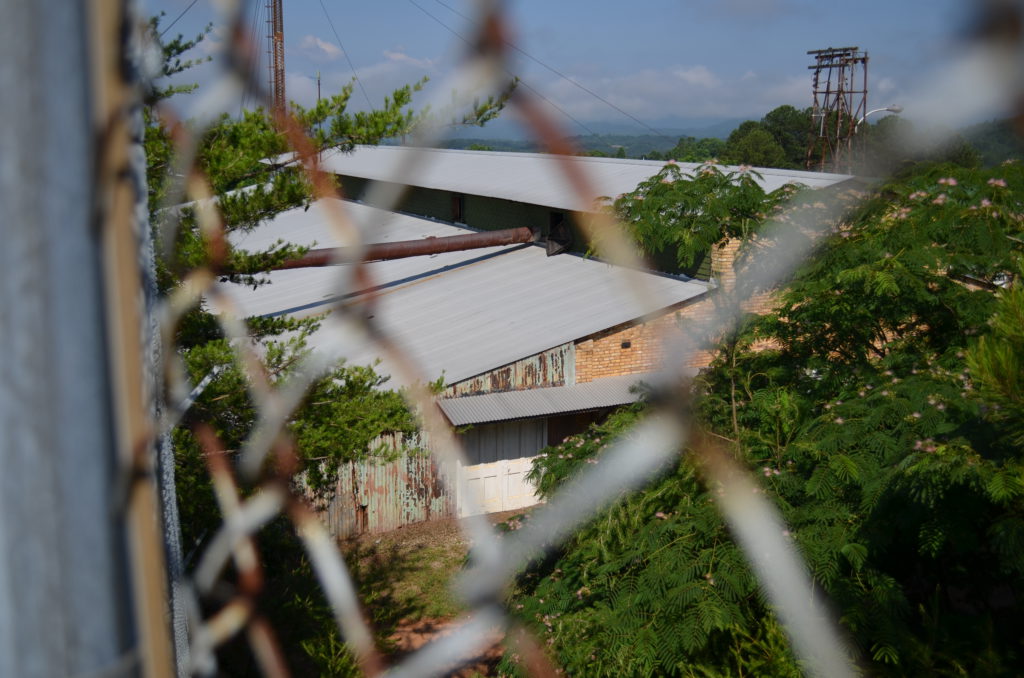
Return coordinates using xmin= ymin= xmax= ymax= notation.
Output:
xmin=575 ymin=239 xmax=781 ymax=382
xmin=709 ymin=238 xmax=777 ymax=314
xmin=575 ymin=289 xmax=781 ymax=382
xmin=575 ymin=312 xmax=679 ymax=383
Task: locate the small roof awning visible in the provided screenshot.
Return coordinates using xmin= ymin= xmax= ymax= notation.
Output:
xmin=437 ymin=373 xmax=682 ymax=426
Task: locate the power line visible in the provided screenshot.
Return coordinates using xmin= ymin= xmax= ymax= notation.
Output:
xmin=159 ymin=0 xmax=201 ymax=38
xmin=432 ymin=0 xmax=675 ymax=143
xmin=405 ymin=0 xmax=617 ymax=151
xmin=318 ymin=0 xmax=374 ymax=109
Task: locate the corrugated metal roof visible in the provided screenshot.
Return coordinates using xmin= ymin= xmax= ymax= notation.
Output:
xmin=218 ymin=199 xmax=709 ymax=386
xmin=316 ymin=146 xmax=855 ymax=213
xmin=438 ymin=373 xmax=669 ymax=425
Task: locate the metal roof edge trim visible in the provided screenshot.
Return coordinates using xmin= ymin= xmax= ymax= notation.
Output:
xmin=437 ymin=373 xmax=661 ymax=426
xmin=327 ymin=145 xmax=856 ymax=182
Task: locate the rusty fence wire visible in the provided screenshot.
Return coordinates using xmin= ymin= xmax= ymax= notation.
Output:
xmin=83 ymin=0 xmax=1024 ymax=676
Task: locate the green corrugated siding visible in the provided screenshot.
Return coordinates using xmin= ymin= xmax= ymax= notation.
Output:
xmin=337 ymin=174 xmax=369 ymax=200
xmin=401 ymin=187 xmax=452 ymax=221
xmin=338 ymin=177 xmax=452 ymax=221
xmin=332 ymin=179 xmax=609 ymax=259
xmin=464 ymin=194 xmax=550 ymax=232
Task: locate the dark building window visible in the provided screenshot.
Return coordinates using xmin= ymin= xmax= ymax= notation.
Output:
xmin=547 ymin=211 xmax=571 ymax=256
xmin=451 ymin=193 xmax=465 ymax=223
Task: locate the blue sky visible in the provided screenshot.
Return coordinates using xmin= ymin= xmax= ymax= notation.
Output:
xmin=146 ymin=0 xmax=973 ymax=134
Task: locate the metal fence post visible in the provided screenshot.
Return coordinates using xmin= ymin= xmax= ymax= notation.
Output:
xmin=0 ymin=1 xmax=139 ymax=676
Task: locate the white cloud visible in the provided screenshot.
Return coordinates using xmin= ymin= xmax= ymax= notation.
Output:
xmin=382 ymin=50 xmax=437 ymax=70
xmin=286 ymin=73 xmax=320 ymax=107
xmin=298 ymin=35 xmax=343 ymax=62
xmin=877 ymin=77 xmax=897 ymax=94
xmin=285 ymin=48 xmax=442 ymax=111
xmin=671 ymin=65 xmax=719 ymax=88
xmin=532 ymin=65 xmax=817 ymax=122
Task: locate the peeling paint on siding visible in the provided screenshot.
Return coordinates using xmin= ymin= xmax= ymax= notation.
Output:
xmin=307 ymin=433 xmax=457 ymax=537
xmin=444 ymin=342 xmax=575 ymax=398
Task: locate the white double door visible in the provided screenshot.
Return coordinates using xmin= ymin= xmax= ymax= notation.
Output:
xmin=459 ymin=419 xmax=545 ymax=516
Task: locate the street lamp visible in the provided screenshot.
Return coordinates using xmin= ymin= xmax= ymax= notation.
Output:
xmin=855 ymin=104 xmax=904 ymax=132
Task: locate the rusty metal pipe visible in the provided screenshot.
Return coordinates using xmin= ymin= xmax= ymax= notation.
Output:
xmin=275 ymin=226 xmax=537 ymax=269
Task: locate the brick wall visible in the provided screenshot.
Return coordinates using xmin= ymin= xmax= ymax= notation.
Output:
xmin=575 ymin=309 xmax=686 ymax=383
xmin=575 ymin=239 xmax=780 ymax=382
xmin=575 ymin=295 xmax=780 ymax=382
xmin=710 ymin=238 xmax=777 ymax=314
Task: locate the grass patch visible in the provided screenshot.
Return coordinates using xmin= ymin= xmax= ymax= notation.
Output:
xmin=344 ymin=525 xmax=470 ymax=631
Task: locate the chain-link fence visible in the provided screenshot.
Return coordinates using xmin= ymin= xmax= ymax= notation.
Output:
xmin=3 ymin=0 xmax=1023 ymax=676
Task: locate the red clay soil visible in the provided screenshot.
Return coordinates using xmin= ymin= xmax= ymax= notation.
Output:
xmin=370 ymin=509 xmax=535 ymax=676
xmin=387 ymin=617 xmax=505 ymax=677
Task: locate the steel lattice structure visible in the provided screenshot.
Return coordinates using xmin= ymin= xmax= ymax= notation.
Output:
xmin=267 ymin=0 xmax=285 ymax=115
xmin=805 ymin=46 xmax=868 ymax=174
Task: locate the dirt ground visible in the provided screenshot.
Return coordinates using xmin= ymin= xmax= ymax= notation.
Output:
xmin=387 ymin=617 xmax=505 ymax=677
xmin=353 ymin=508 xmax=529 ymax=551
xmin=342 ymin=509 xmax=534 ymax=676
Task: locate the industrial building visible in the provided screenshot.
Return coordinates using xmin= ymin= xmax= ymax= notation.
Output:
xmin=223 ymin=148 xmax=853 ymax=531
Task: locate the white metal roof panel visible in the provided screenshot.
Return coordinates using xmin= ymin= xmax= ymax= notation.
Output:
xmin=230 ymin=197 xmax=486 ymax=251
xmin=216 ymin=200 xmax=709 ymax=385
xmin=223 ymin=200 xmax=517 ymax=318
xmin=438 ymin=373 xmax=660 ymax=425
xmin=317 ymin=146 xmax=855 ymax=213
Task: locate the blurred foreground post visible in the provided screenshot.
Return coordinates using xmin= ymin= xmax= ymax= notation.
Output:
xmin=0 ymin=1 xmax=173 ymax=676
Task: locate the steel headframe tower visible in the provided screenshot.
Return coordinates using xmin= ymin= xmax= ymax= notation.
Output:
xmin=267 ymin=0 xmax=285 ymax=115
xmin=805 ymin=46 xmax=868 ymax=174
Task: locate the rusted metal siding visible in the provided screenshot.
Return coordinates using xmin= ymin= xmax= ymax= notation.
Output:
xmin=310 ymin=433 xmax=457 ymax=537
xmin=444 ymin=342 xmax=575 ymax=398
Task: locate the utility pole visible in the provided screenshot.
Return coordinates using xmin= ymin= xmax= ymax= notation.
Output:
xmin=805 ymin=46 xmax=868 ymax=173
xmin=268 ymin=0 xmax=285 ymax=115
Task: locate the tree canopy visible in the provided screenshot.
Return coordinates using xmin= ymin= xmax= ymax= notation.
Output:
xmin=600 ymin=161 xmax=799 ymax=277
xmin=504 ymin=160 xmax=1024 ymax=676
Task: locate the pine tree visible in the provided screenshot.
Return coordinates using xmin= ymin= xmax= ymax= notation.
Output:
xmin=146 ymin=17 xmax=507 ymax=673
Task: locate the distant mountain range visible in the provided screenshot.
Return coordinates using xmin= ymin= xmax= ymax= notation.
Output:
xmin=446 ymin=115 xmax=745 ymax=143
xmin=432 ymin=116 xmax=1024 ymax=167
xmin=443 ymin=134 xmax=680 ymax=157
xmin=436 ymin=116 xmax=745 ymax=157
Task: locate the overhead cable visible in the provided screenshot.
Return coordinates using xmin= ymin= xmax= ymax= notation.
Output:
xmin=406 ymin=0 xmax=616 ymax=151
xmin=319 ymin=0 xmax=374 ymax=109
xmin=159 ymin=0 xmax=201 ymax=37
xmin=433 ymin=0 xmax=674 ymax=143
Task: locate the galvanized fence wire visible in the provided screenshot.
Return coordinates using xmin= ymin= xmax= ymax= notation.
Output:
xmin=128 ymin=0 xmax=1024 ymax=675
